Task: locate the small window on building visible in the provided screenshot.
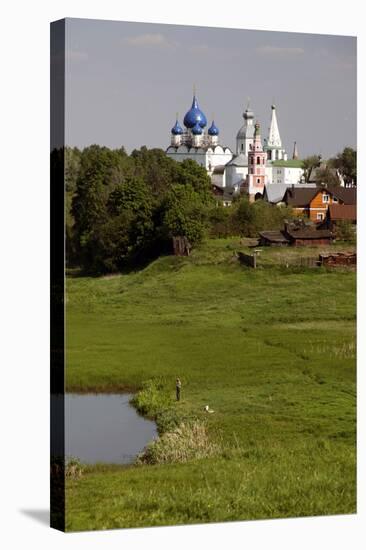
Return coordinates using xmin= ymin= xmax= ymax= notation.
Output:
xmin=317 ymin=213 xmax=324 ymax=221
xmin=241 ymin=144 xmax=244 ymax=151
xmin=323 ymin=194 xmax=330 ymax=203
xmin=257 ymin=178 xmax=261 ymax=184
xmin=257 ymin=156 xmax=260 ymax=165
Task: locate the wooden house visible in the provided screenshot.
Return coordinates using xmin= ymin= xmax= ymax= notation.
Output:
xmin=283 ymin=186 xmax=356 ymax=223
xmin=323 ymin=204 xmax=357 ymax=230
xmin=259 ymin=220 xmax=334 ymax=247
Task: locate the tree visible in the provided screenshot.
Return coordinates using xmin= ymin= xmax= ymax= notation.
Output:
xmin=315 ymin=166 xmax=341 ymax=187
xmin=208 ymin=205 xmax=232 ymax=238
xmin=334 ymin=220 xmax=356 ymax=243
xmin=65 ymin=147 xmax=81 ymax=193
xmin=131 ymin=147 xmax=180 ymax=197
xmin=302 ymin=155 xmax=321 ymax=182
xmin=332 ymin=147 xmax=357 ymax=186
xmin=175 ymin=159 xmax=214 ymax=204
xmin=162 ymin=184 xmax=208 ymax=245
xmin=230 ymin=197 xmax=294 ymax=237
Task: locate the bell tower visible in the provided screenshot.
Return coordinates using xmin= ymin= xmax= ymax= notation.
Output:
xmin=245 ymin=122 xmax=267 ymax=201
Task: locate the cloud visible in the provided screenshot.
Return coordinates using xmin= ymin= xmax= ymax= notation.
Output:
xmin=124 ymin=33 xmax=176 ymax=48
xmin=256 ymin=45 xmax=305 ymax=56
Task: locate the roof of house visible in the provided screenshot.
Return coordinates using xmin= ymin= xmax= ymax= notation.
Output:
xmin=328 ymin=187 xmax=357 ymax=205
xmin=284 ymin=185 xmax=357 ymax=207
xmin=284 ymin=187 xmax=319 ymax=206
xmin=259 ymin=230 xmax=289 ymax=243
xmin=264 ymin=183 xmax=317 ymax=204
xmin=328 ymin=204 xmax=357 ymax=221
xmin=212 ymin=165 xmax=226 ymax=174
xmin=263 ymin=184 xmax=289 ymax=204
xmin=286 ymin=228 xmax=333 ymax=240
xmin=271 ymin=159 xmax=304 ymax=168
xmin=226 ymin=153 xmax=248 ymax=167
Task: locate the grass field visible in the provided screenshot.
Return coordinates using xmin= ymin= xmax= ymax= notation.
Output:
xmin=65 ymin=238 xmax=356 ymax=531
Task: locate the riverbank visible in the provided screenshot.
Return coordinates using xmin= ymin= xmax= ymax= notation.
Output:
xmin=65 ymin=238 xmax=356 ymax=530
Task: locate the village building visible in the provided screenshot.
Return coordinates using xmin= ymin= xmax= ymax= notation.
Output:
xmin=322 ymin=204 xmax=357 ymax=230
xmin=283 ymin=186 xmax=357 ymax=223
xmin=259 ymin=221 xmax=335 ymax=247
xmin=262 ymin=183 xmax=317 ymax=204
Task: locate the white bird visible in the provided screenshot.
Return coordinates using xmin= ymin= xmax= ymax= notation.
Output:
xmin=204 ymin=405 xmax=214 ymax=413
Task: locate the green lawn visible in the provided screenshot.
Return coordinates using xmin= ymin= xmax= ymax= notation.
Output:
xmin=65 ymin=238 xmax=356 ymax=531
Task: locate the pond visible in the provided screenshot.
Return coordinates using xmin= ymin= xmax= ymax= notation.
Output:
xmin=65 ymin=393 xmax=157 ymax=464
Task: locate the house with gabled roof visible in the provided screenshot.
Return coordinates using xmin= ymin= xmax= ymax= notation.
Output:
xmin=283 ymin=185 xmax=356 ymax=223
xmin=323 ymin=204 xmax=357 ymax=230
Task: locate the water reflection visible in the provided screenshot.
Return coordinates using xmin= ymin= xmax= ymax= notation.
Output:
xmin=65 ymin=393 xmax=157 ymax=464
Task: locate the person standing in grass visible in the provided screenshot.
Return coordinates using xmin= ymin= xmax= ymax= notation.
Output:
xmin=176 ymin=378 xmax=182 ymax=401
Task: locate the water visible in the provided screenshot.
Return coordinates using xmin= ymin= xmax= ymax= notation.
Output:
xmin=65 ymin=393 xmax=157 ymax=464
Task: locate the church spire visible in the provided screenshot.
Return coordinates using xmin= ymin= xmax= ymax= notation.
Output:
xmin=292 ymin=141 xmax=299 ymax=160
xmin=267 ymin=104 xmax=282 ymax=148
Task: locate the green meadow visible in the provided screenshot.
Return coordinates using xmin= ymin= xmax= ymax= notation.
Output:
xmin=65 ymin=239 xmax=356 ymax=531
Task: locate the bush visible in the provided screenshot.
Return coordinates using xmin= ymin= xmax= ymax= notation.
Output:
xmin=230 ymin=197 xmax=294 ymax=237
xmin=335 ymin=221 xmax=356 ymax=242
xmin=208 ymin=206 xmax=232 ymax=238
xmin=137 ymin=421 xmax=220 ymax=464
xmin=131 ymin=379 xmax=172 ymax=418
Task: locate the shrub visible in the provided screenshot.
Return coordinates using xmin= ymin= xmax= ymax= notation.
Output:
xmin=335 ymin=221 xmax=356 ymax=242
xmin=137 ymin=421 xmax=220 ymax=464
xmin=131 ymin=379 xmax=172 ymax=418
xmin=66 ymin=457 xmax=84 ymax=479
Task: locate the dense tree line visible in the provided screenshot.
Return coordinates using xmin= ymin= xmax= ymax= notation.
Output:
xmin=62 ymin=145 xmax=355 ymax=275
xmin=65 ymin=145 xmax=215 ymax=274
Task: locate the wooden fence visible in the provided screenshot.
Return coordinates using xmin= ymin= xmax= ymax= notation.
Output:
xmin=237 ymin=252 xmax=257 ymax=268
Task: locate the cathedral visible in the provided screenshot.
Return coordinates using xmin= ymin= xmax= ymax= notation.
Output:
xmin=166 ymin=93 xmax=305 ymax=202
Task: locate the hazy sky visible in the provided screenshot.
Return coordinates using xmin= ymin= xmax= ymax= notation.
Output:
xmin=64 ymin=18 xmax=356 ymax=158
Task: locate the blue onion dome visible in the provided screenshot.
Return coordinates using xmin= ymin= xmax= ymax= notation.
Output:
xmin=171 ymin=119 xmax=183 ymax=135
xmin=208 ymin=120 xmax=219 ymax=136
xmin=191 ymin=121 xmax=203 ymax=135
xmin=183 ymin=95 xmax=207 ymax=129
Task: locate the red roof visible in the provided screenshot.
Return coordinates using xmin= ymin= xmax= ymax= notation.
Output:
xmin=328 ymin=204 xmax=357 ymax=221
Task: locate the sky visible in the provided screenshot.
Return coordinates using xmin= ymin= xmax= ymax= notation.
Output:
xmin=64 ymin=18 xmax=356 ymax=159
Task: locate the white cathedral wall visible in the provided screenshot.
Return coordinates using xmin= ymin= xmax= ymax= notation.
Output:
xmin=206 ymin=149 xmax=233 ymax=172
xmin=166 ymin=147 xmax=233 ymax=175
xmin=166 ymin=149 xmax=207 ymax=169
xmin=225 ymin=164 xmax=248 ymax=189
xmin=266 ymin=166 xmax=304 ymax=185
xmin=284 ymin=167 xmax=304 ymax=184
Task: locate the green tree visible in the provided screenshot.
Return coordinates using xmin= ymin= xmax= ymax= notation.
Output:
xmin=335 ymin=220 xmax=356 ymax=243
xmin=332 ymin=147 xmax=357 ymax=186
xmin=131 ymin=147 xmax=180 ymax=197
xmin=162 ymin=184 xmax=208 ymax=244
xmin=208 ymin=205 xmax=232 ymax=238
xmin=230 ymin=197 xmax=294 ymax=237
xmin=315 ymin=166 xmax=341 ymax=187
xmin=175 ymin=159 xmax=214 ymax=204
xmin=302 ymin=155 xmax=321 ymax=182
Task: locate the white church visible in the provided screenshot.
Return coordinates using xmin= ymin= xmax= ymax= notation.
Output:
xmin=166 ymin=94 xmax=306 ymax=202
